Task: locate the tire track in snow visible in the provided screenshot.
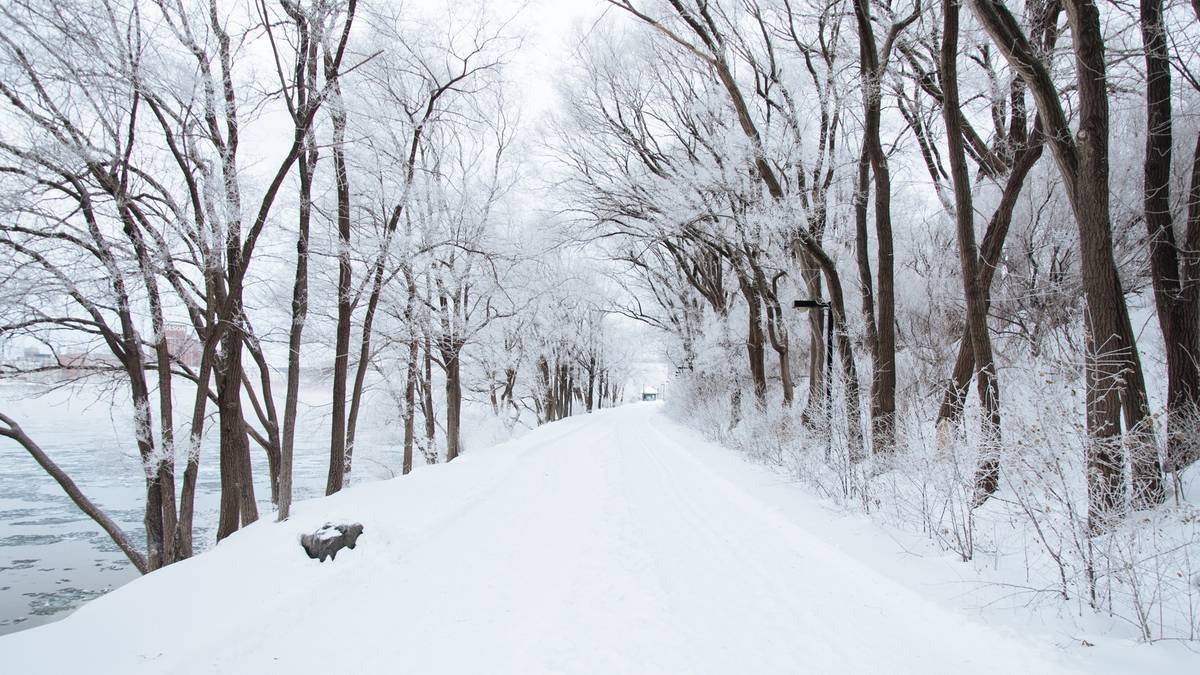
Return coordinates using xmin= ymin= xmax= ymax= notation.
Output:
xmin=617 ymin=406 xmax=1087 ymax=674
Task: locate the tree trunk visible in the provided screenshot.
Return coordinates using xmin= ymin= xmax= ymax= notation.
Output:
xmin=852 ymin=0 xmax=897 ymax=454
xmin=243 ymin=333 xmax=282 ymax=504
xmin=345 ymin=265 xmax=383 ymax=483
xmin=739 ymin=277 xmax=767 ymax=407
xmin=1176 ymin=129 xmax=1200 ymax=472
xmin=799 ymin=258 xmax=826 ymax=423
xmin=0 ymin=413 xmax=148 ymax=574
xmin=149 ymin=317 xmax=177 ymax=565
xmin=1067 ymin=0 xmax=1162 ymax=515
xmin=1141 ymin=0 xmax=1200 ymax=475
xmin=558 ymin=363 xmax=571 ymax=419
xmin=853 ymin=146 xmax=879 ymax=361
xmin=404 ymin=333 xmax=418 ymax=475
xmin=936 ymin=130 xmax=1044 ymax=435
xmin=586 ymin=356 xmax=596 ymax=412
xmin=129 ymin=378 xmax=164 ymax=571
xmin=970 ymin=0 xmax=1164 ymax=527
xmin=278 ymin=124 xmax=316 ymax=522
xmin=327 ymin=75 xmax=352 ymax=496
xmin=176 ymin=337 xmax=214 ymax=557
xmin=125 ymin=226 xmax=177 ymax=564
xmin=597 ymin=369 xmax=606 ymax=410
xmin=445 ymin=347 xmax=463 ymax=461
xmin=216 ymin=315 xmax=257 ymax=540
xmin=942 ymin=0 xmax=1001 ymax=505
xmin=422 ymin=331 xmax=437 ymax=461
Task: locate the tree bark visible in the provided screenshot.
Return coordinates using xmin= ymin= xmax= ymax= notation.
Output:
xmin=738 ymin=275 xmax=768 ymax=407
xmin=1178 ymin=129 xmax=1200 ymax=472
xmin=444 ymin=345 xmax=464 ymax=461
xmin=326 ymin=64 xmax=352 ymax=495
xmin=936 ymin=131 xmax=1044 ymax=431
xmin=539 ymin=355 xmax=555 ymax=424
xmin=176 ymin=338 xmax=214 ymax=557
xmin=851 ymin=0 xmax=898 ymax=455
xmin=404 ymin=335 xmax=418 ymax=475
xmin=422 ymin=329 xmax=437 ymax=461
xmin=586 ymin=356 xmax=596 ymax=412
xmin=242 ymin=331 xmax=282 ymax=504
xmin=1141 ymin=0 xmax=1200 ymax=475
xmin=941 ymin=0 xmax=1001 ymax=505
xmin=279 ymin=124 xmax=316 ymax=521
xmin=0 ymin=413 xmax=149 ymax=574
xmin=216 ymin=315 xmax=258 ymax=539
xmin=799 ymin=256 xmax=826 ymax=423
xmin=969 ymin=0 xmax=1163 ymax=526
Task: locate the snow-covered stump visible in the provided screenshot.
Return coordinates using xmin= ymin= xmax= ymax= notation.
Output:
xmin=300 ymin=523 xmax=364 ymax=563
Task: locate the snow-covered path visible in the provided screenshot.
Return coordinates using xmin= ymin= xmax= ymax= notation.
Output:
xmin=1 ymin=404 xmax=1101 ymax=673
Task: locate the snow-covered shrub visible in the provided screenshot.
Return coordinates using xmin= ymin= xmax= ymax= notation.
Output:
xmin=667 ymin=347 xmax=1200 ymax=641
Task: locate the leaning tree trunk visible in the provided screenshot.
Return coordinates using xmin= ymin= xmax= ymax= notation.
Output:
xmin=0 ymin=413 xmax=148 ymax=574
xmin=941 ymin=0 xmax=1001 ymax=505
xmin=345 ymin=264 xmax=385 ymax=483
xmin=176 ymin=335 xmax=215 ymax=557
xmin=243 ymin=332 xmax=282 ymax=504
xmin=936 ymin=132 xmax=1043 ymax=437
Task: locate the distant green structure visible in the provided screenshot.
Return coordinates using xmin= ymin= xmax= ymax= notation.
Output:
xmin=641 ymin=387 xmax=658 ymax=402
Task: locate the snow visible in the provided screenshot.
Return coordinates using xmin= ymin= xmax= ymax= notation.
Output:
xmin=1 ymin=403 xmax=1193 ymax=674
xmin=314 ymin=526 xmax=343 ymax=541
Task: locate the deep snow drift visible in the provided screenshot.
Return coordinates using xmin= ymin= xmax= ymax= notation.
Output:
xmin=0 ymin=404 xmax=1191 ymax=673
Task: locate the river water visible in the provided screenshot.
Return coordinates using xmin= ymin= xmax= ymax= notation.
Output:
xmin=0 ymin=380 xmax=368 ymax=635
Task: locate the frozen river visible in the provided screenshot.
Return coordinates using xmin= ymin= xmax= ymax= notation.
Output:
xmin=0 ymin=380 xmax=368 ymax=635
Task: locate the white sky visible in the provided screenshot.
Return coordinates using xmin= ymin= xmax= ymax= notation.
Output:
xmin=501 ymin=0 xmax=612 ymax=118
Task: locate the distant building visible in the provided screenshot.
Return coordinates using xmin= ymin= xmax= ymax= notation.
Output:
xmin=641 ymin=386 xmax=658 ymax=402
xmin=59 ymin=350 xmax=122 ymax=376
xmin=21 ymin=346 xmax=54 ymax=368
xmin=164 ymin=324 xmax=201 ymax=368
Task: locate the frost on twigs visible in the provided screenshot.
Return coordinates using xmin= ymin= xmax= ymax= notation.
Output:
xmin=300 ymin=522 xmax=364 ymax=563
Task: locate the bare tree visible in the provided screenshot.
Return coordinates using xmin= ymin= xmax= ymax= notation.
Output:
xmin=968 ymin=0 xmax=1163 ymax=526
xmin=849 ymin=0 xmax=920 ymax=454
xmin=1139 ymin=0 xmax=1200 ymax=474
xmin=939 ymin=0 xmax=1000 ymax=502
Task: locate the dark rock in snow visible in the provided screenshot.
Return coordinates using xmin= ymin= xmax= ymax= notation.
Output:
xmin=300 ymin=523 xmax=364 ymax=562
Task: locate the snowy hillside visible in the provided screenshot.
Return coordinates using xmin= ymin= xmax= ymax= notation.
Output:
xmin=1 ymin=404 xmax=1191 ymax=674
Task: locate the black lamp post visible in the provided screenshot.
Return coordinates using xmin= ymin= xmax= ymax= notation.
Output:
xmin=794 ymin=299 xmax=833 ymax=447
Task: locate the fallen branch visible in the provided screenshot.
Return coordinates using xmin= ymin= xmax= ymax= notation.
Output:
xmin=0 ymin=410 xmax=148 ymax=574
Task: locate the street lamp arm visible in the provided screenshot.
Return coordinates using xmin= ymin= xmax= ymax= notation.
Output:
xmin=792 ymin=299 xmax=830 ymax=310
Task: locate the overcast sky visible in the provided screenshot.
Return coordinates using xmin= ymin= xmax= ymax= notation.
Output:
xmin=503 ymin=0 xmax=612 ymax=118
